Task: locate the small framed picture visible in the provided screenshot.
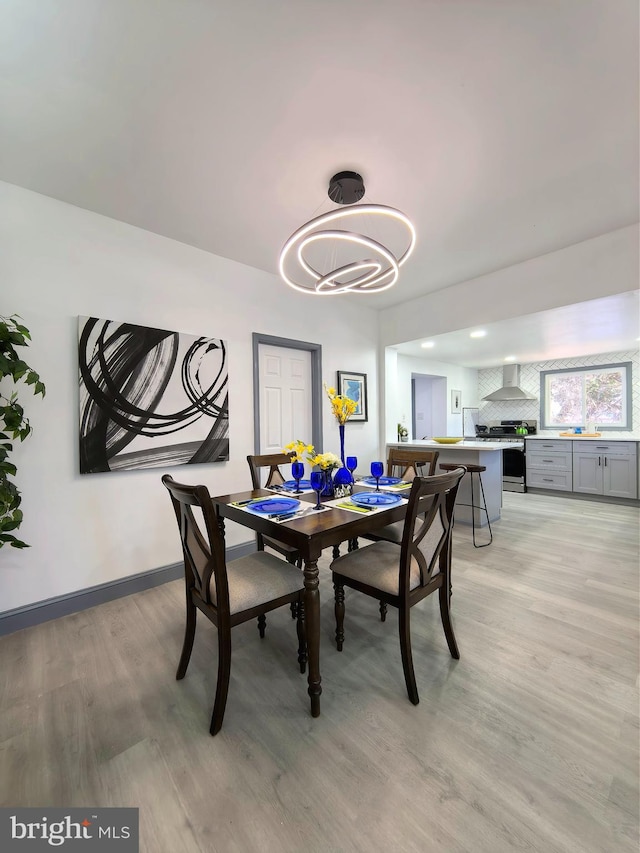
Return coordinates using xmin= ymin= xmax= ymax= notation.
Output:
xmin=451 ymin=389 xmax=462 ymax=414
xmin=337 ymin=371 xmax=368 ymax=422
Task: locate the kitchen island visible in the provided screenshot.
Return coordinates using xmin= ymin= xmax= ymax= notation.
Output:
xmin=386 ymin=439 xmax=523 ymax=526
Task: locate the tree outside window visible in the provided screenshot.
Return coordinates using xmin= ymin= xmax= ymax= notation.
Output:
xmin=541 ymin=363 xmax=631 ymax=430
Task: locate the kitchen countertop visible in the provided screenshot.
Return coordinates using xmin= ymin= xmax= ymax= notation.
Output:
xmin=389 ymin=440 xmax=524 ymax=451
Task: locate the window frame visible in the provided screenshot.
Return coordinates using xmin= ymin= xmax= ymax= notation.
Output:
xmin=539 ymin=361 xmax=632 ymax=431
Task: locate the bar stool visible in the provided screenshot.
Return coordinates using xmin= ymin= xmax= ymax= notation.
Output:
xmin=439 ymin=463 xmax=493 ymax=548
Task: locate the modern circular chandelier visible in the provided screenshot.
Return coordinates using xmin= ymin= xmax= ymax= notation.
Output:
xmin=279 ymin=171 xmax=416 ymax=296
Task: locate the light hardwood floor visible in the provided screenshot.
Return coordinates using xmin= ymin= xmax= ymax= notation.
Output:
xmin=1 ymin=492 xmax=638 ymax=852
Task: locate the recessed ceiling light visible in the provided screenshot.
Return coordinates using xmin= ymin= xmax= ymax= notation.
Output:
xmin=470 ymin=330 xmax=486 ymax=338
xmin=421 ymin=341 xmax=435 ymax=349
xmin=504 ymin=355 xmax=516 ymax=361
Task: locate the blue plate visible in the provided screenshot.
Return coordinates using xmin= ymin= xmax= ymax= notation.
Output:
xmin=282 ymin=479 xmax=312 ymax=490
xmin=362 ymin=476 xmax=403 ymax=486
xmin=247 ymin=497 xmax=301 ymax=514
xmin=350 ymin=491 xmax=403 ymax=507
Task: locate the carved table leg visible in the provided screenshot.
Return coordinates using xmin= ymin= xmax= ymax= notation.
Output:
xmin=303 ymin=557 xmax=322 ymax=717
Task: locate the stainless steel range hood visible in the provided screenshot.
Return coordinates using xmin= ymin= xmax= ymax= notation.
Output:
xmin=481 ymin=364 xmax=537 ymax=401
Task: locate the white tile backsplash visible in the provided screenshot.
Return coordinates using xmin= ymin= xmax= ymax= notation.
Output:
xmin=478 ymin=350 xmax=640 ymax=437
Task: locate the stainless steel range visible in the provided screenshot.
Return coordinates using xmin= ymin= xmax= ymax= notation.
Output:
xmin=474 ymin=420 xmax=537 ymax=493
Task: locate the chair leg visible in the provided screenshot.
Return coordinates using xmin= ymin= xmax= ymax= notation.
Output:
xmin=290 ymin=601 xmax=298 ymax=619
xmin=176 ymin=590 xmax=197 ymax=680
xmin=210 ymin=629 xmax=232 ymax=736
xmin=472 ymin=472 xmax=493 ymax=548
xmin=257 ymin=613 xmax=266 ymax=638
xmin=398 ymin=606 xmax=419 ymax=705
xmin=379 ymin=600 xmax=388 ymax=622
xmin=439 ymin=581 xmax=460 ymax=660
xmin=334 ymin=579 xmax=345 ymax=651
xmin=296 ymin=597 xmax=307 ymax=674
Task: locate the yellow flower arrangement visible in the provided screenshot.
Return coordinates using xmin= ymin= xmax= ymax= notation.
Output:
xmin=283 ymin=439 xmax=314 ymax=463
xmin=307 ymin=451 xmax=341 ymax=471
xmin=282 ymin=441 xmax=341 ymax=471
xmin=324 ymin=383 xmax=358 ymax=425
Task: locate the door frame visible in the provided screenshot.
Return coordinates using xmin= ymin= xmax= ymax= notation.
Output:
xmin=252 ymin=333 xmax=323 ymax=454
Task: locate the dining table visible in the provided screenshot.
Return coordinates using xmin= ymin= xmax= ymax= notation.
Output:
xmin=211 ymin=484 xmax=410 ymax=717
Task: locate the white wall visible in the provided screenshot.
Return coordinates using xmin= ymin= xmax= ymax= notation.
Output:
xmin=379 ymin=225 xmax=639 ymax=346
xmin=0 ymin=182 xmax=381 ymax=613
xmin=395 ymin=354 xmax=479 ymax=439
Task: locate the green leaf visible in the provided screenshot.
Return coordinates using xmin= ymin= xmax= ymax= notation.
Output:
xmin=0 ymin=533 xmax=30 ymax=548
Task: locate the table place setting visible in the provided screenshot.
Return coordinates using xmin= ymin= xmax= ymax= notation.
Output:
xmin=266 ymin=480 xmax=315 ymax=495
xmin=327 ymin=490 xmax=406 ymax=515
xmin=229 ymin=494 xmax=330 ymax=522
xmin=357 ymin=475 xmax=412 ymax=492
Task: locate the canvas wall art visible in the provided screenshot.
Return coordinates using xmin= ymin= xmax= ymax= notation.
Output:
xmin=78 ymin=317 xmax=229 ymax=473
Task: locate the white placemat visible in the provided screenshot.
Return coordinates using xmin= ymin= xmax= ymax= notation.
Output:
xmin=266 ymin=485 xmax=315 ymax=495
xmin=228 ymin=496 xmax=308 ymax=523
xmin=355 ymin=478 xmax=412 ymax=493
xmin=326 ymin=495 xmax=404 ymax=515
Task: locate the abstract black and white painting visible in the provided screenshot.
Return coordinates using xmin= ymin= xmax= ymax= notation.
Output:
xmin=78 ymin=317 xmax=229 ymax=473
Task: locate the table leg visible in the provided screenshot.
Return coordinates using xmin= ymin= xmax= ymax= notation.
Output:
xmin=303 ymin=556 xmax=322 ymax=716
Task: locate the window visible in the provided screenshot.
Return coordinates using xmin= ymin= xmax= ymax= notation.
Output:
xmin=540 ymin=362 xmax=632 ymax=430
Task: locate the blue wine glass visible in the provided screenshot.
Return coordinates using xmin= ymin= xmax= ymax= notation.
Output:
xmin=346 ymin=456 xmax=358 ymax=480
xmin=370 ymin=460 xmax=384 ymax=492
xmin=310 ymin=470 xmax=324 ymax=510
xmin=291 ymin=461 xmax=304 ymax=494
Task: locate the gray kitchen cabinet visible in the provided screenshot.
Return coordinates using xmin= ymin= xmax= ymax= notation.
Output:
xmin=572 ymin=441 xmax=638 ymax=499
xmin=526 ymin=439 xmax=573 ymax=491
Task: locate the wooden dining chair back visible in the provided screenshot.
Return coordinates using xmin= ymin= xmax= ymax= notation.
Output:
xmin=162 ymin=474 xmax=306 ymax=736
xmin=247 ymin=452 xmax=293 ymax=489
xmin=361 ymin=448 xmax=441 ymax=553
xmin=331 ymin=467 xmax=466 ymax=705
xmin=387 ymin=447 xmax=440 ymax=481
xmin=246 ymin=453 xmax=302 ymax=568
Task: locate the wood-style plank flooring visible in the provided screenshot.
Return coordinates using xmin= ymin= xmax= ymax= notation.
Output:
xmin=1 ymin=492 xmax=638 ymax=852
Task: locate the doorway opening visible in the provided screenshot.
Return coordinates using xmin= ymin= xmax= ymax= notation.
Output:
xmin=411 ymin=373 xmax=447 ymax=439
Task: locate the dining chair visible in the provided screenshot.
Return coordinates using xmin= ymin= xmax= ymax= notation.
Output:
xmin=361 ymin=447 xmax=440 ymax=548
xmin=247 ymin=453 xmax=303 ymax=569
xmin=162 ymin=474 xmax=306 ymax=736
xmin=387 ymin=447 xmax=440 ymax=481
xmin=331 ymin=467 xmax=465 ymax=705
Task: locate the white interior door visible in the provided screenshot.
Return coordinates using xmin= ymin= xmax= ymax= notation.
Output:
xmin=258 ymin=344 xmax=312 ymax=455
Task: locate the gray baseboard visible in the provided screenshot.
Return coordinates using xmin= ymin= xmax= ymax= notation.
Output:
xmin=526 ymin=487 xmax=639 ymax=506
xmin=0 ymin=541 xmax=257 ymax=638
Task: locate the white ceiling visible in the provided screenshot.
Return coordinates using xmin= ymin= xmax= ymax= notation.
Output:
xmin=393 ymin=291 xmax=640 ymax=368
xmin=1 ymin=0 xmax=638 ymax=345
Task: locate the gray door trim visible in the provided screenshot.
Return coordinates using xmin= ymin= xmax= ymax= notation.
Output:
xmin=252 ymin=333 xmax=323 ymax=454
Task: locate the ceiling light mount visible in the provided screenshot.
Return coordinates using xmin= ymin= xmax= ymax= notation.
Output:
xmin=327 ymin=171 xmax=366 ymax=205
xmin=279 ymin=171 xmax=416 ymax=296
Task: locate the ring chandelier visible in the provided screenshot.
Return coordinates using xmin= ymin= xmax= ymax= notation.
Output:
xmin=278 ymin=171 xmax=416 ymax=296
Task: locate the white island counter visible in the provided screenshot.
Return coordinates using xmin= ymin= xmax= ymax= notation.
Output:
xmin=386 ymin=440 xmax=522 ymax=526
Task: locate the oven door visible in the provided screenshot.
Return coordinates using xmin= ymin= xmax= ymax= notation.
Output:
xmin=503 ymin=447 xmax=526 ymax=493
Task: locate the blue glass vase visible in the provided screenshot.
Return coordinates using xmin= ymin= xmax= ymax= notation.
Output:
xmin=334 ymin=423 xmax=354 ymax=497
xmin=333 ymin=465 xmax=353 ymax=498
xmin=320 ymin=468 xmax=335 ymax=498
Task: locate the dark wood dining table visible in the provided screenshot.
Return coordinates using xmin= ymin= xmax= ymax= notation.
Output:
xmin=211 ymin=486 xmax=409 ymax=717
